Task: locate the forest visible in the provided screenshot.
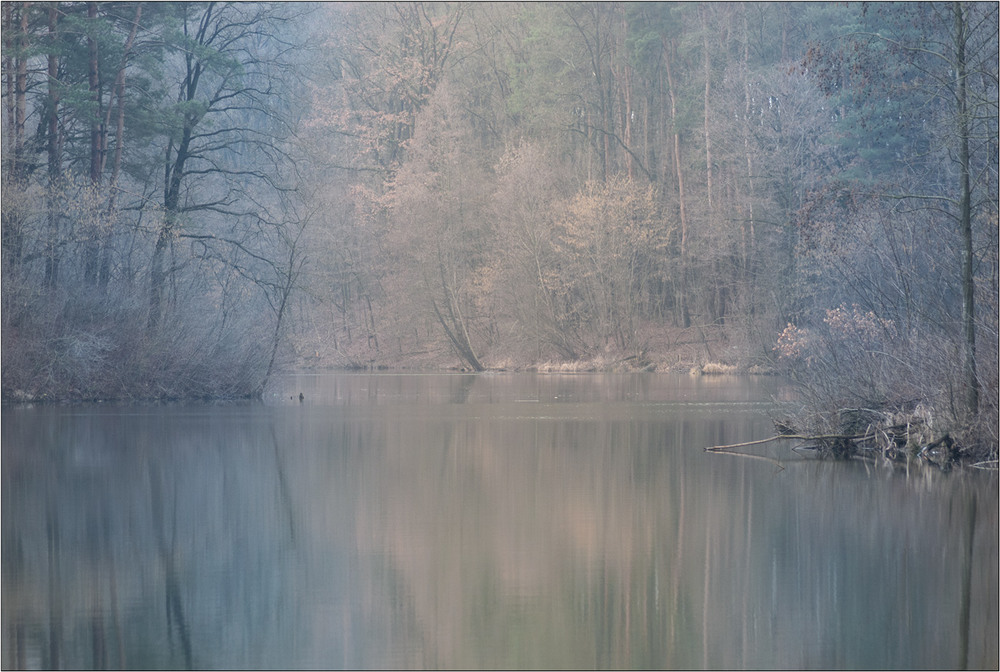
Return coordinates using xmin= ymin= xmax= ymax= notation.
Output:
xmin=1 ymin=2 xmax=997 ymax=457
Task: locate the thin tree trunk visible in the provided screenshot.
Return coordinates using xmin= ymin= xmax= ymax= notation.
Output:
xmin=149 ymin=129 xmax=193 ymax=331
xmin=99 ymin=4 xmax=141 ymax=290
xmin=623 ymin=64 xmax=634 ymax=180
xmin=45 ymin=5 xmax=61 ymax=288
xmin=263 ymin=225 xmax=306 ymax=390
xmin=85 ymin=1 xmax=102 ymax=284
xmin=433 ymin=261 xmax=483 ymax=371
xmin=703 ymin=9 xmax=726 ymax=324
xmin=742 ymin=7 xmax=756 ymax=276
xmin=621 ymin=7 xmax=634 ymax=180
xmin=15 ymin=6 xmax=27 ymax=175
xmin=663 ymin=40 xmax=690 ymax=327
xmin=147 ymin=229 xmax=170 ymax=331
xmin=88 ymin=2 xmax=102 ymax=185
xmin=2 ymin=3 xmax=28 ymax=267
xmin=263 ymin=281 xmax=293 ymax=390
xmin=2 ymin=4 xmax=13 ymax=141
xmin=106 ymin=5 xmax=140 ymax=206
xmin=954 ymin=2 xmax=979 ymax=415
xmin=702 ymin=7 xmax=713 ymax=215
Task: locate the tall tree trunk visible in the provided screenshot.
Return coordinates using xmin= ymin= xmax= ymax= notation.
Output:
xmin=955 ymin=1 xmax=979 ymax=415
xmin=147 ymin=226 xmax=170 ymax=331
xmin=610 ymin=7 xmax=635 ymax=180
xmin=2 ymin=3 xmax=28 ymax=268
xmin=148 ymin=159 xmax=184 ymax=331
xmin=15 ymin=5 xmax=27 ymax=174
xmin=99 ymin=4 xmax=141 ymax=290
xmin=741 ymin=6 xmax=756 ymax=277
xmin=623 ymin=62 xmax=634 ymax=180
xmin=432 ymin=258 xmax=484 ymax=371
xmin=45 ymin=5 xmax=62 ymax=288
xmin=703 ymin=8 xmax=725 ymax=324
xmin=663 ymin=40 xmax=690 ymax=328
xmin=702 ymin=7 xmax=713 ymax=216
xmin=85 ymin=1 xmax=102 ymax=284
xmin=263 ymin=272 xmax=294 ymax=391
xmin=263 ymin=221 xmax=306 ymax=392
xmin=149 ymin=95 xmax=195 ymax=331
xmin=88 ymin=2 xmax=102 ymax=184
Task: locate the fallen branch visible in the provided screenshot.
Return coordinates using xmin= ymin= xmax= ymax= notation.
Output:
xmin=705 ymin=432 xmax=873 ymax=452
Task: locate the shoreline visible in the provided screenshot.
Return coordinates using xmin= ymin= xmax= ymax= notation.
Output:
xmin=5 ymin=364 xmax=994 ymax=470
xmin=2 ymin=358 xmax=764 ymax=405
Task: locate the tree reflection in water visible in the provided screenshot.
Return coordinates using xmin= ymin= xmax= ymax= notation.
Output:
xmin=2 ymin=374 xmax=997 ymax=669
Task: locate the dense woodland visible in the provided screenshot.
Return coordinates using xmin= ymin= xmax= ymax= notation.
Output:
xmin=2 ymin=2 xmax=997 ymax=456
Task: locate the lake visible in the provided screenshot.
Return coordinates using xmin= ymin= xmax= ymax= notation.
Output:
xmin=2 ymin=373 xmax=997 ymax=669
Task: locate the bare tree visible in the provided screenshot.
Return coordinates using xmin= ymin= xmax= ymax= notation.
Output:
xmin=147 ymin=2 xmax=308 ymax=332
xmin=382 ymin=82 xmax=491 ymax=370
xmin=554 ymin=175 xmax=667 ymax=355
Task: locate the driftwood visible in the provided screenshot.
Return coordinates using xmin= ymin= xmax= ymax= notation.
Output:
xmin=707 ymin=426 xmax=972 ymax=470
xmin=705 ymin=432 xmax=872 ymax=452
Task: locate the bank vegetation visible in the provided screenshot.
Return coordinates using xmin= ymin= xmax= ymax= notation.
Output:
xmin=2 ymin=3 xmax=997 ymax=461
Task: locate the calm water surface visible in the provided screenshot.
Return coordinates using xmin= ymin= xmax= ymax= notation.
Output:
xmin=2 ymin=373 xmax=997 ymax=669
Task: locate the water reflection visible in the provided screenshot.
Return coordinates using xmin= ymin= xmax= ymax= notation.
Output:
xmin=2 ymin=374 xmax=997 ymax=669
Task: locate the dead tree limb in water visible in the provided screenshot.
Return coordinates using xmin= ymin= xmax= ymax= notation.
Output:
xmin=705 ymin=433 xmax=873 ymax=452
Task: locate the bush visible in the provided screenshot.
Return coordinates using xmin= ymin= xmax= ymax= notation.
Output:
xmin=773 ymin=304 xmax=997 ymax=463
